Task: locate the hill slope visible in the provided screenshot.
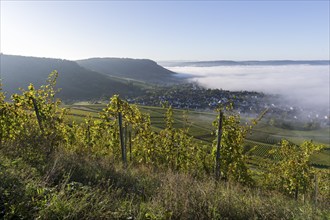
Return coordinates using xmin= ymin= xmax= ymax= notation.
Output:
xmin=0 ymin=54 xmax=145 ymax=101
xmin=77 ymin=58 xmax=180 ymax=84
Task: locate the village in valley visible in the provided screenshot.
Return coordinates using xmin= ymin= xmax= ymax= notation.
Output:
xmin=127 ymin=83 xmax=330 ymax=128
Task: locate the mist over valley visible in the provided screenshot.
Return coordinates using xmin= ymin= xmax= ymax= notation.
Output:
xmin=167 ymin=63 xmax=330 ymax=111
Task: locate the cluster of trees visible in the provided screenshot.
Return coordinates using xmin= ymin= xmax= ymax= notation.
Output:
xmin=1 ymin=71 xmax=329 ymax=201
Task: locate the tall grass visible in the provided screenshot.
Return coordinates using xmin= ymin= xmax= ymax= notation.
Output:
xmin=1 ymin=145 xmax=329 ymax=219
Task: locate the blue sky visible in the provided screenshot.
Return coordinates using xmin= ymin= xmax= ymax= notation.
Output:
xmin=0 ymin=1 xmax=329 ymax=61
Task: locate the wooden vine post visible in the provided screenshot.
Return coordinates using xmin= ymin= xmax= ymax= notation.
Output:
xmin=124 ymin=126 xmax=128 ymax=155
xmin=129 ymin=131 xmax=132 ymax=161
xmin=314 ymin=173 xmax=318 ymax=208
xmin=215 ymin=110 xmax=224 ymax=181
xmin=31 ymin=97 xmax=43 ymax=132
xmin=118 ymin=112 xmax=127 ymax=167
xmin=86 ymin=120 xmax=91 ymax=147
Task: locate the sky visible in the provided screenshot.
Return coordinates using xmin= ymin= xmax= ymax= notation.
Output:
xmin=0 ymin=1 xmax=329 ymax=61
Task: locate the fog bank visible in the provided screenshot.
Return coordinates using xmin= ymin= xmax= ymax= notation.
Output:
xmin=167 ymin=65 xmax=329 ymax=109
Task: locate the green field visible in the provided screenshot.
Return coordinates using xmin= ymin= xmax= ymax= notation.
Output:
xmin=65 ymin=104 xmax=330 ymax=167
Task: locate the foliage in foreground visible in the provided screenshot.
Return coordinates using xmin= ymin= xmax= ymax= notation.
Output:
xmin=1 ymin=72 xmax=329 ymax=219
xmin=263 ymin=140 xmax=327 ymax=199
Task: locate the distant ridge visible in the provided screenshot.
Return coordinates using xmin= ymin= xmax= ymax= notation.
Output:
xmin=77 ymin=57 xmax=179 ymax=84
xmin=0 ymin=54 xmax=146 ymax=101
xmin=163 ymin=60 xmax=330 ymax=67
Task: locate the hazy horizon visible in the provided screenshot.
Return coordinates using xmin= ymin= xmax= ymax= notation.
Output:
xmin=2 ymin=53 xmax=330 ymax=63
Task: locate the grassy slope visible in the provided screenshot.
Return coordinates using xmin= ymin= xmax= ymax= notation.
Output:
xmin=2 ymin=148 xmax=328 ymax=219
xmin=65 ymin=104 xmax=330 ymax=167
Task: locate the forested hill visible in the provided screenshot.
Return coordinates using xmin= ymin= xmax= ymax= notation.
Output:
xmin=0 ymin=54 xmax=145 ymax=101
xmin=77 ymin=57 xmax=180 ymax=84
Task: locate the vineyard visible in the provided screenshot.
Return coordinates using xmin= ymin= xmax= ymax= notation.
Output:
xmin=67 ymin=103 xmax=330 ymax=167
xmin=1 ymin=72 xmax=330 ymax=219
